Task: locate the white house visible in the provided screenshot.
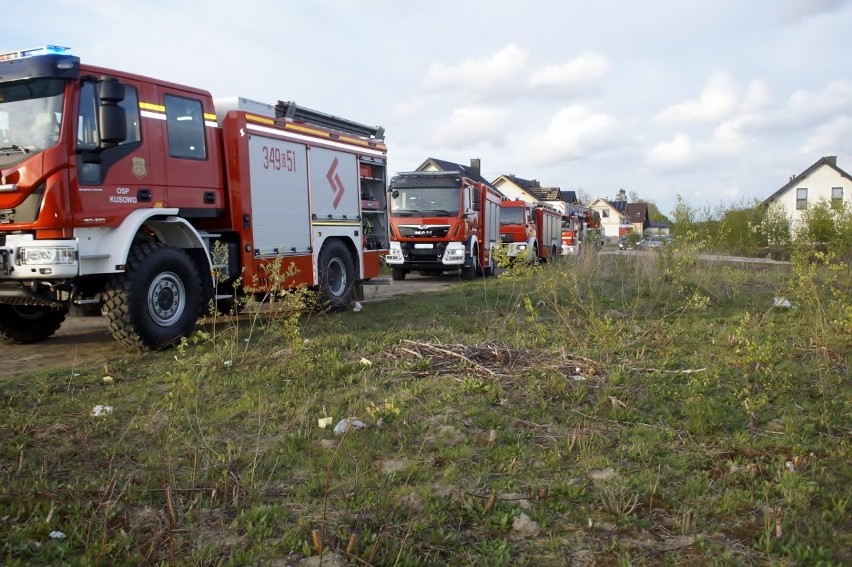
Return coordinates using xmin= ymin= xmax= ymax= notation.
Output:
xmin=491 ymin=174 xmax=577 ymax=215
xmin=491 ymin=174 xmax=541 ymax=203
xmin=762 ymin=156 xmax=852 ymax=226
xmin=587 ymin=198 xmax=632 ymax=240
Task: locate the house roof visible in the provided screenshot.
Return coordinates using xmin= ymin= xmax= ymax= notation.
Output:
xmin=495 ymin=174 xmax=541 ymax=191
xmin=529 ymin=187 xmax=562 ymax=201
xmin=417 ymin=157 xmax=493 ymax=186
xmin=608 ymin=199 xmax=628 ymax=213
xmin=762 ymin=156 xmax=852 ymax=206
xmin=625 ymin=203 xmax=649 ymax=223
xmin=588 ymin=197 xmax=628 ymax=218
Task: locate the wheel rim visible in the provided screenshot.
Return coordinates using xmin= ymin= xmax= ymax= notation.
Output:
xmin=148 ymin=271 xmax=185 ymax=326
xmin=326 ymin=257 xmax=347 ymax=297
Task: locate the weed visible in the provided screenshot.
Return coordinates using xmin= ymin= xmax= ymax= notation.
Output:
xmin=1 ymin=251 xmax=848 ymax=564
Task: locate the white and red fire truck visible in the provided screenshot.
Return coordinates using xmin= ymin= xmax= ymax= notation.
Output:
xmin=0 ymin=46 xmax=388 ymax=349
xmin=499 ymin=199 xmax=562 ymax=262
xmin=561 ymin=208 xmax=603 ymax=254
xmin=384 ymin=161 xmax=502 ymax=280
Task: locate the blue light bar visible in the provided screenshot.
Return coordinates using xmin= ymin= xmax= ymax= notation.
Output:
xmin=0 ymin=45 xmax=72 ymax=62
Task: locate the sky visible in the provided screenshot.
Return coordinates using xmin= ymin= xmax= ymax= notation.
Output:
xmin=6 ymin=0 xmax=852 ymax=216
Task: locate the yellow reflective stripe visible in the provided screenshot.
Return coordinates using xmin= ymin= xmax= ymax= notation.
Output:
xmin=246 ymin=116 xmax=388 ymax=151
xmin=246 ymin=114 xmax=275 ymax=125
xmin=203 ymin=113 xmax=216 ymax=121
xmin=139 ymin=102 xmax=165 ymax=112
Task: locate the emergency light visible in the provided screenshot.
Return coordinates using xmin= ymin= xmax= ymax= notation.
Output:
xmin=0 ymin=45 xmax=72 ymax=62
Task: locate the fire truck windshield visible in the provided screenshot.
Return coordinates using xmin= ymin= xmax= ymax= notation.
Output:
xmin=390 ymin=186 xmax=460 ymax=217
xmin=0 ymin=78 xmax=65 ymax=162
xmin=500 ymin=207 xmax=526 ymax=225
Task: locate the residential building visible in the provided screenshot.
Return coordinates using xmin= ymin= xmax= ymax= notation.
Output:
xmin=761 ymin=156 xmax=852 ymax=226
xmin=415 ymin=157 xmax=494 ymax=187
xmin=625 ymin=202 xmax=649 ymax=235
xmin=587 ymin=198 xmax=632 ymax=240
xmin=491 ymin=174 xmax=541 ymax=203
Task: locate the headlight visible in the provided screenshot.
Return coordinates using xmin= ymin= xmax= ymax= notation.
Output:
xmin=19 ymin=246 xmax=76 ymax=265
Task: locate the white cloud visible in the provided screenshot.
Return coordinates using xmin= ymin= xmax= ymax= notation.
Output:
xmin=529 ymin=52 xmax=610 ymax=92
xmin=647 ymin=134 xmax=695 ymax=170
xmin=785 ymin=81 xmax=852 ymax=122
xmin=656 ymin=72 xmax=740 ymax=124
xmin=423 ymin=44 xmax=530 ymax=99
xmin=741 ymin=80 xmax=774 ymax=113
xmin=778 ymin=0 xmax=845 ymax=24
xmin=520 ymin=106 xmax=618 ymax=165
xmin=798 ymin=116 xmax=852 ymax=157
xmin=431 ymin=106 xmax=511 ymax=148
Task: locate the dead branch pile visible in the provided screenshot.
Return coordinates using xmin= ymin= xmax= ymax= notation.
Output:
xmin=384 ymin=339 xmax=602 ymax=380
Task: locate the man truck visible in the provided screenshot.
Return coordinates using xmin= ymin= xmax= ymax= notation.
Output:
xmin=384 ymin=161 xmax=502 ymax=280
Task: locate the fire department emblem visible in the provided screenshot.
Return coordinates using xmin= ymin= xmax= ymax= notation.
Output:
xmin=132 ymin=157 xmax=147 ymax=179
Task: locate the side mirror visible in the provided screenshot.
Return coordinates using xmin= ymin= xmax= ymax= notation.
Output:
xmin=97 ymin=79 xmax=127 ymax=147
xmin=98 ymin=105 xmax=126 ymax=147
xmin=98 ymin=78 xmax=125 ymax=103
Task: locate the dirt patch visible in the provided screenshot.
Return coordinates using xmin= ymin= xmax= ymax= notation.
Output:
xmin=0 ymin=274 xmax=458 ymax=379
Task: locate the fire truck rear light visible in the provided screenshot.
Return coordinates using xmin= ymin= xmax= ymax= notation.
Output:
xmin=19 ymin=246 xmax=76 ymax=266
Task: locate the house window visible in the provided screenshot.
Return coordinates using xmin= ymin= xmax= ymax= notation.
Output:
xmin=165 ymin=94 xmax=206 ymax=160
xmin=621 ymin=217 xmax=631 ymax=225
xmin=832 ymin=187 xmax=843 ymax=210
xmin=796 ymin=188 xmax=807 ymax=210
xmin=601 ymin=209 xmax=609 ymax=218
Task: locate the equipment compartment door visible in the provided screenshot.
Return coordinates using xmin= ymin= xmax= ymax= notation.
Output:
xmin=248 ymin=136 xmax=310 ymax=255
xmin=309 ymin=148 xmax=359 ymax=221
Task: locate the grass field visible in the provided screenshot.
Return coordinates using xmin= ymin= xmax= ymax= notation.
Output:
xmin=1 ymin=246 xmax=850 ymax=566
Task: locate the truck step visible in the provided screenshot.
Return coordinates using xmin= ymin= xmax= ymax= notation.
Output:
xmin=366 ymin=277 xmax=391 ymax=286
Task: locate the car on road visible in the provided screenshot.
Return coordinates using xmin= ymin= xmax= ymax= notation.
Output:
xmin=638 ymin=235 xmax=666 ymax=250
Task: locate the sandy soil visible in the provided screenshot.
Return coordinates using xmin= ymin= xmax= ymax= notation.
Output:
xmin=0 ymin=274 xmax=457 ymax=378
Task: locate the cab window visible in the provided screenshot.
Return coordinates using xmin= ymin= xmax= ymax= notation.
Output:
xmin=77 ymin=81 xmax=140 ymax=150
xmin=165 ymin=94 xmax=206 ymax=160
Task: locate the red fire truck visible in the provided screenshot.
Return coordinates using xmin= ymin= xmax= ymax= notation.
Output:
xmin=385 ymin=161 xmax=502 ymax=280
xmin=0 ymin=46 xmax=388 ymax=349
xmin=499 ymin=200 xmax=562 ymax=262
xmin=561 ymin=208 xmax=603 ymax=254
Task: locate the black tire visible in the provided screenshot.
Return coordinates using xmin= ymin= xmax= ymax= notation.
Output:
xmin=460 ymin=245 xmax=477 ymax=280
xmin=391 ymin=268 xmax=407 ymax=281
xmin=318 ymin=240 xmax=356 ymax=312
xmin=0 ymin=304 xmax=67 ymax=344
xmin=482 ymin=248 xmax=496 ymax=276
xmin=102 ymin=242 xmax=203 ymax=350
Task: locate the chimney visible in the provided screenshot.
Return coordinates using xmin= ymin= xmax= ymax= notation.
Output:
xmin=825 ymin=155 xmax=837 ymax=166
xmin=469 ymin=158 xmax=481 ymax=179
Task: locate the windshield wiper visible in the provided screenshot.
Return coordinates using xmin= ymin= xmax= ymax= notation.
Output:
xmin=421 ymin=209 xmax=452 ymax=216
xmin=0 ymin=144 xmax=30 ymax=155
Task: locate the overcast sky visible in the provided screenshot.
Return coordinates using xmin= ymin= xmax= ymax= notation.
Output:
xmin=7 ymin=0 xmax=852 ymax=215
